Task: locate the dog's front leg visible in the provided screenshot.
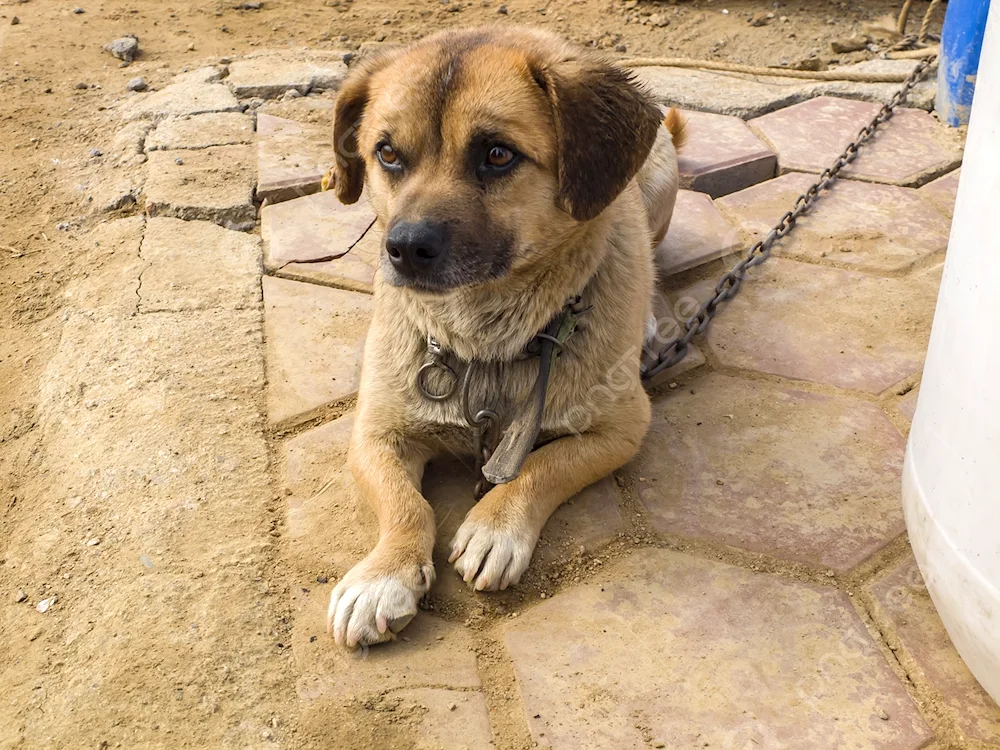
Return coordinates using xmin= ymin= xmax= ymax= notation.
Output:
xmin=450 ymin=393 xmax=650 ymax=591
xmin=327 ymin=426 xmax=436 ymax=647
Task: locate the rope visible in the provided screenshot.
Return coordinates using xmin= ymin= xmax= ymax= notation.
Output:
xmin=919 ymin=0 xmax=942 ymax=43
xmin=897 ymin=0 xmax=917 ymax=34
xmin=619 ymin=57 xmax=920 ymax=83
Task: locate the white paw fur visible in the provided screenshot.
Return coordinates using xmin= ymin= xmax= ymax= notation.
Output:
xmin=327 ymin=559 xmax=433 ymax=648
xmin=449 ymin=518 xmax=537 ymax=592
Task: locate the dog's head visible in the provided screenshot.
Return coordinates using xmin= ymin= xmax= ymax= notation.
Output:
xmin=330 ymin=27 xmax=662 ymax=293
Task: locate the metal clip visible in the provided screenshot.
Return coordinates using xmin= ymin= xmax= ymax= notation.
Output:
xmin=416 ymin=335 xmax=459 ymax=401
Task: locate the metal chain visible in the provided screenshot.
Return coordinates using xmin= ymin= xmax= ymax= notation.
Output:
xmin=642 ymin=56 xmax=937 ymax=381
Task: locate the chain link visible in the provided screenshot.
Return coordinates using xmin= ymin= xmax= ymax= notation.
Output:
xmin=642 ymin=56 xmax=936 ymax=381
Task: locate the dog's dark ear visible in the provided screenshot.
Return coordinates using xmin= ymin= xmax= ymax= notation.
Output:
xmin=534 ymin=58 xmax=662 ymax=221
xmin=331 ymin=51 xmax=398 ymax=205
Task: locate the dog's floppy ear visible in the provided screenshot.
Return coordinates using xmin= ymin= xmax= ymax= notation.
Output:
xmin=534 ymin=57 xmax=662 ymax=221
xmin=331 ymin=51 xmax=398 ymax=205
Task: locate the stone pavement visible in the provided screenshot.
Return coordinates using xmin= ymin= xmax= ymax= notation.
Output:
xmin=99 ymin=54 xmax=997 ymax=748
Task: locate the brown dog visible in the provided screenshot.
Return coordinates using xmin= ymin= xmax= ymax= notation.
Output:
xmin=325 ymin=26 xmax=684 ymax=647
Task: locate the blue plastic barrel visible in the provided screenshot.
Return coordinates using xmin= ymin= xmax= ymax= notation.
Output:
xmin=937 ymin=0 xmax=992 ymax=125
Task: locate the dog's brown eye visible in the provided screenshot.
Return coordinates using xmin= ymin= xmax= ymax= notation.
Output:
xmin=378 ymin=143 xmax=398 ymax=165
xmin=486 ymin=145 xmax=514 ymax=168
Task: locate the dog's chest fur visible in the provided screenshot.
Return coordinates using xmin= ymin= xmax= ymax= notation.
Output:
xmin=361 ymin=190 xmax=654 ymax=452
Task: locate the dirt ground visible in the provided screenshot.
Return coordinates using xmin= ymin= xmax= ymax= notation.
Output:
xmin=0 ymin=0 xmax=944 ymax=747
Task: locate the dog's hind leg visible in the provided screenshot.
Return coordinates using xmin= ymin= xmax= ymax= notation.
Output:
xmin=327 ymin=427 xmax=437 ymax=647
xmin=449 ymin=390 xmax=651 ymax=591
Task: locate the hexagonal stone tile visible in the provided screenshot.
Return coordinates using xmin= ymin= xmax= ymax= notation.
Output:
xmin=261 ymin=190 xmax=377 ymax=292
xmin=676 ymin=110 xmax=776 ymax=197
xmin=871 ymin=557 xmax=1000 ymax=745
xmin=920 ymin=168 xmax=961 ymax=218
xmin=257 ymin=114 xmax=335 ymax=204
xmin=656 ymin=190 xmax=741 ymax=277
xmin=263 ymin=277 xmax=372 ymax=425
xmin=716 ymin=172 xmax=950 ymax=273
xmin=144 ymin=146 xmax=256 ymax=231
xmin=504 ymin=549 xmax=931 ymax=749
xmin=749 ymin=96 xmax=962 ymax=187
xmin=680 ymin=258 xmax=940 ymax=394
xmin=227 ymin=50 xmax=348 ymax=99
xmin=138 ymin=218 xmax=261 ymax=312
xmin=145 ymin=112 xmax=254 ymax=151
xmin=632 ymin=373 xmax=906 ymax=572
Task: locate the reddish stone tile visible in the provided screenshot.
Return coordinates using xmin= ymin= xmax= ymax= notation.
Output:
xmin=681 ymin=258 xmax=939 ymax=393
xmin=655 ymin=190 xmax=741 ymax=277
xmin=263 ymin=277 xmax=372 ymax=424
xmin=871 ymin=556 xmax=1000 ymax=744
xmin=920 ymin=168 xmax=961 ymax=219
xmin=632 ymin=373 xmax=906 ymax=572
xmin=504 ymin=549 xmax=931 ymax=749
xmin=750 ymin=96 xmax=962 ymax=187
xmin=676 ymin=110 xmax=776 ymax=197
xmin=261 ymin=190 xmax=377 ymax=290
xmin=716 ymin=172 xmax=950 ymax=273
xmin=257 ymin=114 xmax=335 ymax=203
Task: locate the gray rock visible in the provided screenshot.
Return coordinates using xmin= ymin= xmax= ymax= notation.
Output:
xmin=14 ymin=589 xmax=27 ymax=603
xmin=104 ymin=35 xmax=140 ymax=63
xmin=72 ymin=7 xmax=85 ymax=13
xmin=89 ymin=148 xmax=103 ymax=158
xmin=126 ymin=77 xmax=147 ymax=92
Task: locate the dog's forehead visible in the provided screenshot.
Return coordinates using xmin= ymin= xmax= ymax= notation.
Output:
xmin=368 ymin=41 xmax=553 ymax=146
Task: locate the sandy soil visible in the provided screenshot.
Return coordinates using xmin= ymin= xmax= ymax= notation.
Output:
xmin=0 ymin=0 xmax=942 ymax=747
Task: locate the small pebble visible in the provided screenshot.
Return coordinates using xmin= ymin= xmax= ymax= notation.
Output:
xmin=86 ymin=537 xmax=100 ymax=545
xmin=15 ymin=589 xmax=27 ymax=603
xmin=75 ymin=82 xmax=89 ymax=90
xmin=103 ymin=35 xmax=139 ymax=63
xmin=316 ymin=575 xmax=328 ymax=584
xmin=126 ymin=77 xmax=147 ymax=92
xmin=238 ymin=0 xmax=263 ymax=8
xmin=715 ymin=479 xmax=724 ymax=486
xmin=448 ymin=702 xmax=457 ymax=711
xmin=878 ymin=709 xmax=890 ymax=721
xmin=73 ymin=7 xmax=85 ymax=13
xmin=175 ymin=157 xmax=184 ymax=166
xmin=11 ymin=16 xmax=20 ymax=25
xmin=36 ymin=597 xmax=56 ymax=613
xmin=89 ymin=148 xmax=102 ymax=158
xmin=139 ymin=554 xmax=154 ymax=568
xmin=496 ymin=4 xmax=507 ymax=13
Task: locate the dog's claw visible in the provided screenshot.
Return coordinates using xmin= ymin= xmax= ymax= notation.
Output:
xmin=450 ymin=517 xmax=536 ymax=593
xmin=327 ymin=557 xmax=433 ymax=648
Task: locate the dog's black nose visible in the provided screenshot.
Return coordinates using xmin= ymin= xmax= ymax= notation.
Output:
xmin=385 ymin=221 xmax=448 ymax=277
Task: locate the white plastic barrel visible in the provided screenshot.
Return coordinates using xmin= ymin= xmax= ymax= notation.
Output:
xmin=902 ymin=2 xmax=1000 ymax=703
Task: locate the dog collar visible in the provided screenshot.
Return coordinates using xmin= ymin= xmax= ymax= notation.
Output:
xmin=415 ymin=296 xmax=587 ymax=498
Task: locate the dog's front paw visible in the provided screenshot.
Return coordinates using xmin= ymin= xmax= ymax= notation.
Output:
xmin=327 ymin=549 xmax=434 ymax=648
xmin=448 ymin=505 xmax=538 ymax=592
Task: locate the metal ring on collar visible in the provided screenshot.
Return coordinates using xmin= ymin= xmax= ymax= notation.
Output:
xmin=416 ymin=360 xmax=459 ymax=401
